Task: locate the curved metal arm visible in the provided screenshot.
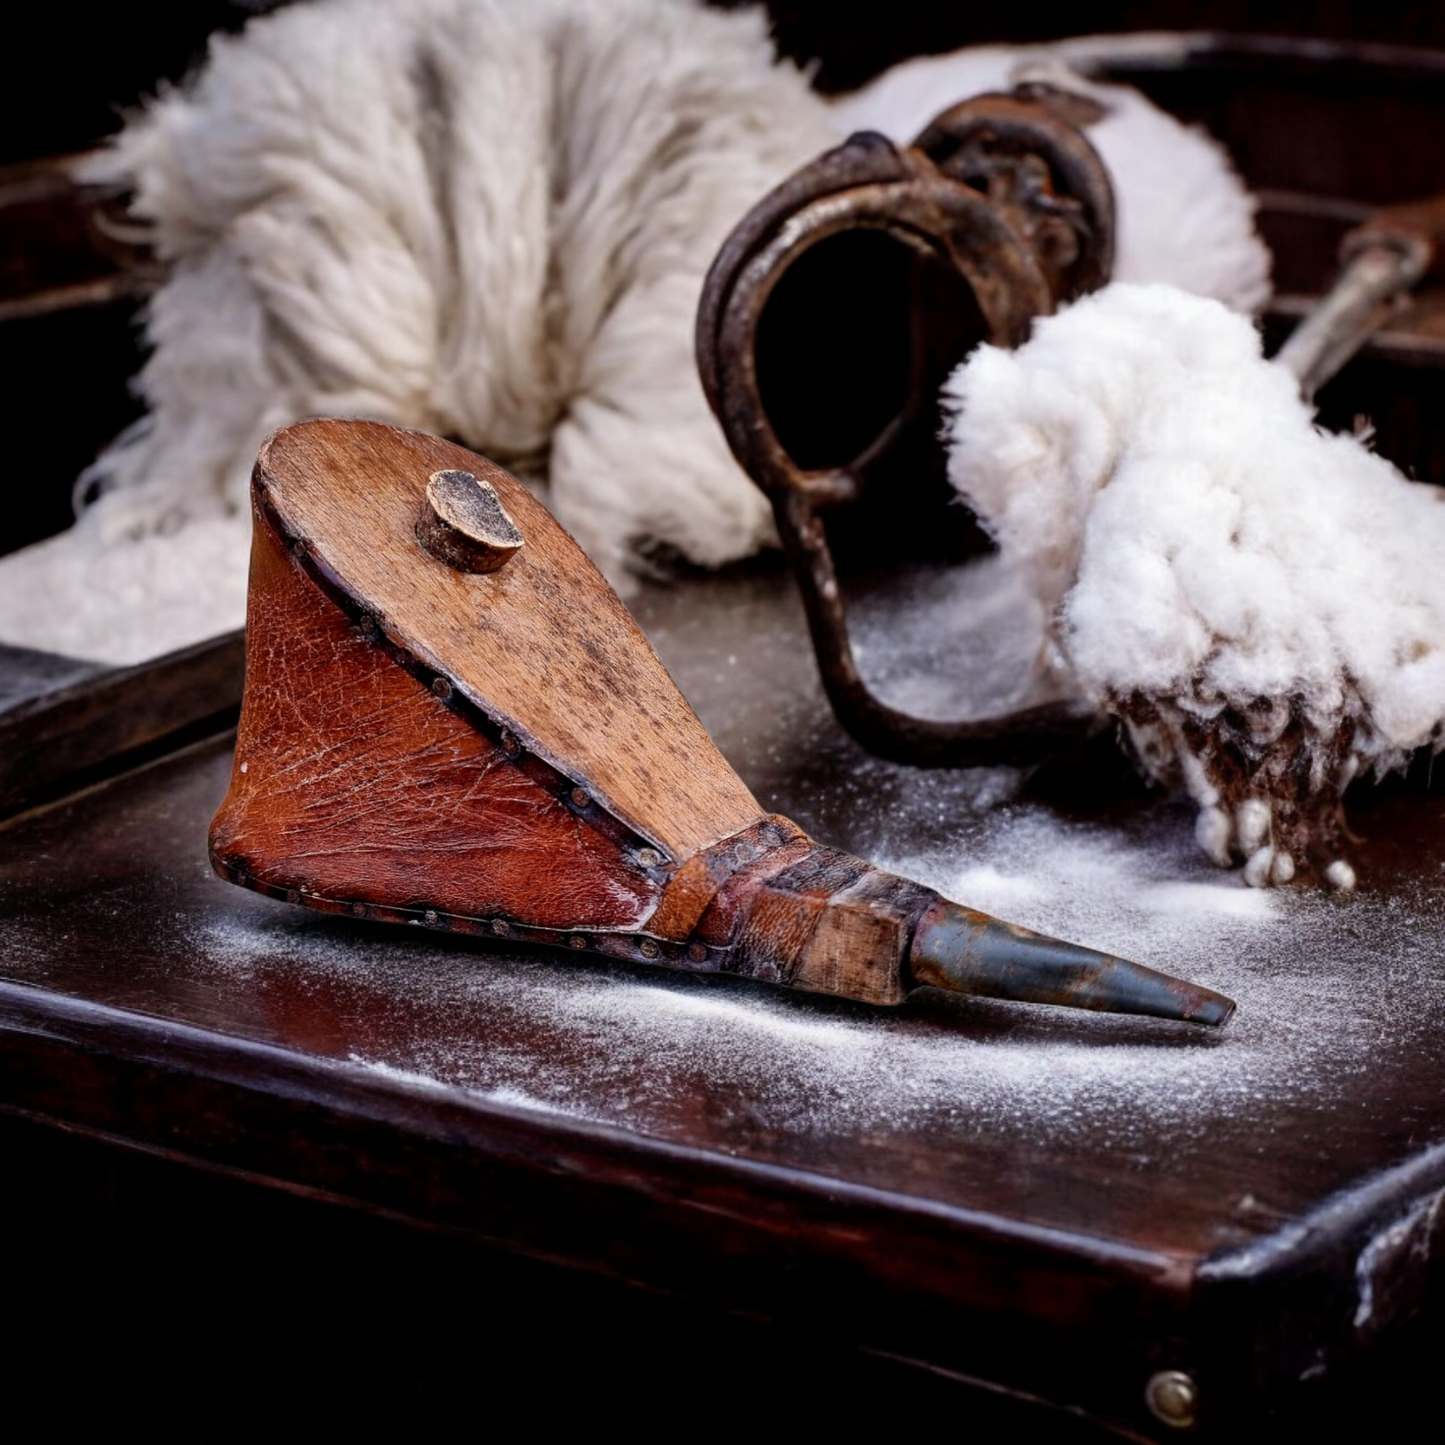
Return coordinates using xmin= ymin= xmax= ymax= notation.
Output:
xmin=697 ymin=100 xmax=1115 ymax=767
xmin=914 ymin=87 xmax=1116 ymax=302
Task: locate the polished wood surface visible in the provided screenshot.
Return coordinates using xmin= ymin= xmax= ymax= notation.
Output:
xmin=4 ymin=565 xmax=1445 ymax=1436
xmin=258 ymin=421 xmax=762 ymax=860
xmin=0 ymin=631 xmax=242 ymax=817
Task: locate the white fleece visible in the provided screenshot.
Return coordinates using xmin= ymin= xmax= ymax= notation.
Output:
xmin=945 ymin=283 xmax=1445 ymax=888
xmin=0 ymin=0 xmax=835 ymax=662
xmin=0 ymin=8 xmax=1269 ymax=664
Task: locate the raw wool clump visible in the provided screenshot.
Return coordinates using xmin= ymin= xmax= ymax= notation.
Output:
xmin=944 ymin=282 xmax=1445 ymax=890
xmin=831 ymin=45 xmax=1271 ymax=316
xmin=0 ymin=0 xmax=837 ymax=663
xmin=80 ymin=0 xmax=838 ymax=579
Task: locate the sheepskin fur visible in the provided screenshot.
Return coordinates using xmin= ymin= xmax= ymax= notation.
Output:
xmin=0 ymin=7 xmax=1271 ymax=663
xmin=80 ymin=0 xmax=836 ymax=575
xmin=944 ymin=283 xmax=1445 ymax=889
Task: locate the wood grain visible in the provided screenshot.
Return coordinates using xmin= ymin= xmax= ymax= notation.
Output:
xmin=256 ymin=421 xmax=764 ymax=863
xmin=0 ymin=632 xmax=242 ymax=817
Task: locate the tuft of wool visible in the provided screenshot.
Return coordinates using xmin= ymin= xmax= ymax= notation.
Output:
xmin=61 ymin=0 xmax=828 ymax=572
xmin=89 ymin=0 xmax=839 ymax=570
xmin=944 ymin=283 xmax=1445 ymax=889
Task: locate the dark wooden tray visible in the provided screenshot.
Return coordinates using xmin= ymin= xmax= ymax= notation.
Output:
xmin=0 ymin=632 xmax=243 ymax=817
xmin=3 ymin=567 xmax=1445 ymax=1438
xmin=5 ymin=25 xmax=1445 ymax=1437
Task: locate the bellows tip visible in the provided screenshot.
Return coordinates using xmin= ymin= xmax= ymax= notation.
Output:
xmin=909 ymin=897 xmax=1237 ymax=1027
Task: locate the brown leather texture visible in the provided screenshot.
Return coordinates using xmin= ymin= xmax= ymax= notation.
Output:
xmin=647 ymin=814 xmax=804 ymax=940
xmin=685 ymin=834 xmax=933 ymax=1007
xmin=254 ymin=420 xmax=763 ymax=861
xmin=210 ymin=504 xmax=660 ymax=931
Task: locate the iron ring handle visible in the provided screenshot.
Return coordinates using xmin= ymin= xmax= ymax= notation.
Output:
xmin=697 ymin=131 xmax=1096 ymax=767
xmin=914 ymin=89 xmax=1116 ymax=302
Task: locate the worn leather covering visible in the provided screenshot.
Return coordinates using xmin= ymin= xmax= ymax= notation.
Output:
xmin=210 ymin=504 xmax=659 ymax=931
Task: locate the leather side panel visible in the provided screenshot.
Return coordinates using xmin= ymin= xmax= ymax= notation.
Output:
xmin=209 ymin=506 xmax=658 ymax=931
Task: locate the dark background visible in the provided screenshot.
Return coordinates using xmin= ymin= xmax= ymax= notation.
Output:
xmin=6 ymin=1 xmax=1445 ymax=161
xmin=3 ymin=5 xmax=1444 ymax=1433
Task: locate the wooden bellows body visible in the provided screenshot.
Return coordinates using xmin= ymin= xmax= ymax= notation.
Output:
xmin=210 ymin=420 xmax=1232 ymax=1025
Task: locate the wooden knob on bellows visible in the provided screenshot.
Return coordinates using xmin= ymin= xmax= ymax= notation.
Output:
xmin=416 ymin=469 xmax=525 ymax=573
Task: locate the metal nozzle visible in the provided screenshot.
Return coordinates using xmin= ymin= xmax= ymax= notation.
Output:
xmin=908 ymin=897 xmax=1235 ymax=1027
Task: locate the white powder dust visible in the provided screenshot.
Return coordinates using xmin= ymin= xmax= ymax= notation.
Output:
xmin=0 ymin=509 xmax=251 ymax=665
xmin=846 ymin=555 xmax=1063 ymax=723
xmin=184 ymin=796 xmax=1445 ymax=1174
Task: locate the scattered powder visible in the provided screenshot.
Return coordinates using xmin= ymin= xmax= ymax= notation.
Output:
xmin=0 ymin=510 xmax=251 ymax=665
xmin=344 ymin=1055 xmax=608 ymax=1123
xmin=846 ymin=555 xmax=1061 ymax=722
xmin=183 ymin=797 xmax=1445 ymax=1163
xmin=339 ymin=1055 xmax=459 ymax=1096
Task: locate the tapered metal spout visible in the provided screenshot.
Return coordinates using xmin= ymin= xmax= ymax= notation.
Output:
xmin=908 ymin=897 xmax=1235 ymax=1026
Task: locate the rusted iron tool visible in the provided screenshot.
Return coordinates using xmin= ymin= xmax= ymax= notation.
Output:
xmin=1276 ymin=193 xmax=1445 ymax=397
xmin=208 ymin=419 xmax=1232 ymax=1027
xmin=697 ymin=88 xmax=1115 ymax=767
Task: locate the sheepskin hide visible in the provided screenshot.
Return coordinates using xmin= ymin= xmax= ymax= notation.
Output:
xmin=944 ymin=283 xmax=1445 ymax=890
xmin=0 ymin=4 xmax=1270 ymax=663
xmin=84 ymin=0 xmax=838 ymax=574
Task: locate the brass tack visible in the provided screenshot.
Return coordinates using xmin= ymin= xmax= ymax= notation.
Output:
xmin=351 ymin=902 xmax=367 ymax=917
xmin=688 ymin=942 xmax=708 ymax=963
xmin=570 ymin=787 xmax=591 ymax=809
xmin=500 ymin=729 xmax=521 ymax=757
xmin=639 ymin=939 xmax=660 ymax=959
xmin=359 ymin=614 xmax=377 ymax=636
xmin=286 ymin=888 xmax=301 ymax=904
xmin=569 ymin=934 xmax=588 ymax=950
xmin=492 ymin=919 xmax=511 ymax=936
xmin=1145 ymin=1371 xmax=1199 ymax=1430
xmin=431 ymin=676 xmax=453 ymax=700
xmin=292 ymin=540 xmax=306 ymax=558
xmin=424 ymin=909 xmax=439 ymax=925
